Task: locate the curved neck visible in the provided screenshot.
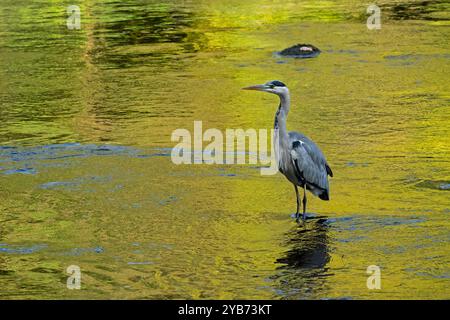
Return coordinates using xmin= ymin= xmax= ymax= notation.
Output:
xmin=279 ymin=93 xmax=290 ymax=114
xmin=274 ymin=93 xmax=290 ymax=140
xmin=273 ymin=93 xmax=291 ymax=170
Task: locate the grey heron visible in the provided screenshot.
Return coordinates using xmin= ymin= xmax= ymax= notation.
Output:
xmin=243 ymin=80 xmax=333 ymax=222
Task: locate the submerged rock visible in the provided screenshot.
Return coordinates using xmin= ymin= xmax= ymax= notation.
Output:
xmin=278 ymin=44 xmax=321 ymax=58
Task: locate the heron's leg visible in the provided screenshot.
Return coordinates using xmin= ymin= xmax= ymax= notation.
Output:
xmin=294 ymin=185 xmax=300 ymax=222
xmin=302 ymin=185 xmax=307 ymax=221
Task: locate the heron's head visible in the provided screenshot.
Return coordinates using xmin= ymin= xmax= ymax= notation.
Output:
xmin=242 ymin=80 xmax=289 ymax=97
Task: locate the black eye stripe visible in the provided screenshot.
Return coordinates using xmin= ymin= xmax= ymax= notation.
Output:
xmin=268 ymin=80 xmax=286 ymax=87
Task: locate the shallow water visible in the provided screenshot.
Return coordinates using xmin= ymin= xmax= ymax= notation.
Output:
xmin=0 ymin=0 xmax=449 ymax=299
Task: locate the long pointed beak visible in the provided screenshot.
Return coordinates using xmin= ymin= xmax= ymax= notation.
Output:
xmin=242 ymin=84 xmax=267 ymax=91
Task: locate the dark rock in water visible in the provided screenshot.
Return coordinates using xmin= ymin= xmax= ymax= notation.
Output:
xmin=278 ymin=44 xmax=321 ymax=58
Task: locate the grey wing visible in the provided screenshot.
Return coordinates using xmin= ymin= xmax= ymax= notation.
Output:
xmin=289 ymin=132 xmax=332 ymax=200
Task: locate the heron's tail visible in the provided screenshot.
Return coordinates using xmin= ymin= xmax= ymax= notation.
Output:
xmin=319 ymin=191 xmax=330 ymax=201
xmin=306 ymin=184 xmax=330 ymax=201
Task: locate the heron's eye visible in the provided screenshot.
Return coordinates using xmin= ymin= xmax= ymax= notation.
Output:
xmin=269 ymin=85 xmax=275 ymax=89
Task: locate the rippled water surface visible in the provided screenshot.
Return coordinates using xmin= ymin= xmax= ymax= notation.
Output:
xmin=0 ymin=0 xmax=449 ymax=299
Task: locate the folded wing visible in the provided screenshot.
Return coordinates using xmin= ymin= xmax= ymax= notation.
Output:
xmin=289 ymin=132 xmax=332 ymax=200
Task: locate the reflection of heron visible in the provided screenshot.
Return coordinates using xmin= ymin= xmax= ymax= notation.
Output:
xmin=243 ymin=81 xmax=333 ymax=222
xmin=276 ymin=218 xmax=330 ymax=269
xmin=274 ymin=218 xmax=330 ymax=298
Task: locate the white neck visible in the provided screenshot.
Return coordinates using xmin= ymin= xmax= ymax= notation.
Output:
xmin=273 ymin=92 xmax=291 ymax=170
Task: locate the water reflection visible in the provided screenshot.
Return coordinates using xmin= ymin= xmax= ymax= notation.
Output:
xmin=91 ymin=2 xmax=203 ymax=68
xmin=384 ymin=0 xmax=450 ymax=21
xmin=274 ymin=217 xmax=331 ymax=299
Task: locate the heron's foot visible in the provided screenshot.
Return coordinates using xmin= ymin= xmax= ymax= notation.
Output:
xmin=294 ymin=212 xmax=308 ymax=224
xmin=295 ymin=214 xmax=304 ymax=224
xmin=293 ymin=212 xmax=308 ymax=224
